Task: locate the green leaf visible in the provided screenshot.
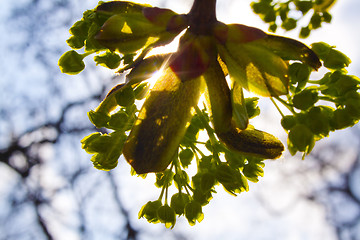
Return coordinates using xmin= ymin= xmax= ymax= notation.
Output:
xmin=213 ymin=23 xmax=267 ymax=44
xmin=69 ymin=20 xmax=90 ymax=39
xmin=179 ymin=149 xmax=194 ymax=168
xmin=345 ymin=92 xmax=360 ymax=119
xmin=231 ymin=81 xmax=249 ymax=130
xmin=255 ymin=35 xmax=321 ymax=70
xmin=94 ymin=84 xmax=126 ymax=115
xmin=94 ymin=9 xmax=177 ymax=54
xmin=225 ymin=150 xmax=246 ymax=169
xmin=218 ymin=41 xmax=289 ymax=97
xmin=66 ymin=36 xmax=86 ymax=49
xmin=81 ymin=132 xmax=103 ymax=154
xmin=123 ymin=68 xmax=203 ymax=174
xmin=96 ymin=1 xmax=149 ymax=15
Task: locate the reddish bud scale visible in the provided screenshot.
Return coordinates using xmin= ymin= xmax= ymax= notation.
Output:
xmin=214 ymin=23 xmax=267 ymax=44
xmin=142 ymin=7 xmax=176 ymax=27
xmin=96 ymin=1 xmax=147 ymax=14
xmin=170 ymin=42 xmax=208 ymax=81
xmin=170 ymin=36 xmax=212 ymax=81
xmin=167 ymin=15 xmax=188 ymax=33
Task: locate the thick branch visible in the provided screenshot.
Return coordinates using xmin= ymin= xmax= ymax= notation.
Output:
xmin=188 ymin=0 xmax=217 ymax=35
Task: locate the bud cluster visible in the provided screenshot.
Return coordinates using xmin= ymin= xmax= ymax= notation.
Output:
xmin=59 ymin=0 xmax=358 ymax=228
xmin=278 ymin=42 xmax=359 ymax=156
xmin=251 ymin=0 xmax=335 ymax=38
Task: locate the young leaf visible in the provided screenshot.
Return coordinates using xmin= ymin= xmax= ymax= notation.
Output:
xmin=122 ymin=67 xmax=204 ymax=174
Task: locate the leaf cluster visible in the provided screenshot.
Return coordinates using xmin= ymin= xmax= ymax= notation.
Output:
xmin=251 ymin=0 xmax=335 ymax=38
xmin=277 ymin=42 xmax=360 ymax=156
xmin=59 ymin=0 xmax=360 ymax=229
xmin=138 ymin=104 xmax=266 ymax=227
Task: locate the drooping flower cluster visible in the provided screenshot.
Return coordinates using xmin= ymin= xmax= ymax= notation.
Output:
xmin=59 ymin=0 xmax=359 ymax=228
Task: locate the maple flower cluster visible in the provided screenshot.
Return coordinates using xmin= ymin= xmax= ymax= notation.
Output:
xmin=58 ymin=0 xmax=360 ymax=228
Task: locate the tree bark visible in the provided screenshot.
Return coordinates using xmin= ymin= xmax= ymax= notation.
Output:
xmin=188 ymin=0 xmax=217 ymax=35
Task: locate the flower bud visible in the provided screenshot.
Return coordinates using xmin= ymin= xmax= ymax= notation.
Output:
xmin=115 ymin=86 xmax=135 ymax=107
xmin=185 ymin=201 xmax=204 ymax=226
xmin=281 ymin=115 xmax=296 ymax=130
xmin=94 ymin=51 xmax=121 ymax=69
xmin=288 ymin=124 xmax=314 ymax=152
xmin=292 ymin=88 xmax=319 ymax=110
xmin=87 ymin=131 xmax=127 ymax=170
xmin=138 ymin=200 xmax=162 ymax=223
xmin=217 ymin=127 xmax=284 ymax=159
xmin=107 ymin=111 xmax=129 ymax=130
xmin=170 ymin=193 xmax=190 ymax=215
xmin=330 ymin=109 xmax=355 ymax=130
xmin=306 ymin=107 xmax=330 ymax=136
xmin=200 ymin=172 xmax=216 ymax=192
xmin=179 ymin=149 xmax=194 ymax=168
xmin=243 ymin=159 xmax=265 ymax=182
xmin=311 ymin=42 xmax=350 ymax=69
xmin=87 ymin=110 xmax=110 ymax=128
xmin=58 ymin=50 xmax=85 ymax=74
xmin=157 ymin=204 xmax=176 ymax=228
xmin=215 ymin=163 xmax=248 ymax=195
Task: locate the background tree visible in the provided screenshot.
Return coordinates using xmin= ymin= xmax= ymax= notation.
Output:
xmin=1 ymin=0 xmax=360 ymax=239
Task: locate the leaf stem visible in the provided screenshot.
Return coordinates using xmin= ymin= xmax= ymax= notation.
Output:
xmin=318 ymin=96 xmax=338 ymax=104
xmin=194 ymin=106 xmax=221 ymax=163
xmin=270 ymin=97 xmax=285 ymax=118
xmin=274 ymin=96 xmax=296 ymax=114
